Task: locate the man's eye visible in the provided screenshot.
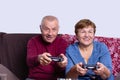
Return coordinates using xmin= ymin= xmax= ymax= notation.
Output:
xmin=43 ymin=28 xmax=48 ymax=31
xmin=53 ymin=29 xmax=56 ymax=31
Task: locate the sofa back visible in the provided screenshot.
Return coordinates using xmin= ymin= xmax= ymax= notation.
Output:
xmin=0 ymin=33 xmax=39 ymax=80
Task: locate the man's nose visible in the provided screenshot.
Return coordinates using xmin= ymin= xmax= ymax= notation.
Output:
xmin=48 ymin=30 xmax=53 ymax=35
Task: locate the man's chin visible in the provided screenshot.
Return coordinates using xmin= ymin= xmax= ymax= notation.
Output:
xmin=45 ymin=40 xmax=54 ymax=43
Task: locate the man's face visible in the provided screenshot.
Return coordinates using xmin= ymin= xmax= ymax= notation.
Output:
xmin=40 ymin=20 xmax=59 ymax=43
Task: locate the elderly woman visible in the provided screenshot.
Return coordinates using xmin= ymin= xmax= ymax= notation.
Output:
xmin=65 ymin=19 xmax=114 ymax=80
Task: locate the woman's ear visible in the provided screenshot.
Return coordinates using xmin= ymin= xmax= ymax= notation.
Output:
xmin=75 ymin=33 xmax=78 ymax=40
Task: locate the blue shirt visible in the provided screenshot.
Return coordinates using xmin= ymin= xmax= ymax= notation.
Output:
xmin=66 ymin=41 xmax=114 ymax=80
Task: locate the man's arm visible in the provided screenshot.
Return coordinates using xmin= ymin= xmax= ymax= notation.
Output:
xmin=26 ymin=39 xmax=39 ymax=67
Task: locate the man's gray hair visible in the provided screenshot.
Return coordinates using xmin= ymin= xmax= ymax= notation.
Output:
xmin=41 ymin=15 xmax=59 ymax=26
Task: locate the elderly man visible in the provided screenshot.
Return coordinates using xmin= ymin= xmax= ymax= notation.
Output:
xmin=26 ymin=15 xmax=68 ymax=80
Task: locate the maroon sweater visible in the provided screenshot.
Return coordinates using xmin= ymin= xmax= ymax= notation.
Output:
xmin=27 ymin=35 xmax=68 ymax=80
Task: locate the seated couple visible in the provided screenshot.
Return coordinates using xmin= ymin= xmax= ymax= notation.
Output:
xmin=0 ymin=15 xmax=114 ymax=80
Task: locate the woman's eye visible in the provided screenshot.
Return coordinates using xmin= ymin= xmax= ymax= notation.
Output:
xmin=89 ymin=31 xmax=94 ymax=33
xmin=81 ymin=31 xmax=85 ymax=33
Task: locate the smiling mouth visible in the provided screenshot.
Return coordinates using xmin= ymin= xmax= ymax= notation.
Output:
xmin=46 ymin=36 xmax=53 ymax=40
xmin=84 ymin=38 xmax=90 ymax=41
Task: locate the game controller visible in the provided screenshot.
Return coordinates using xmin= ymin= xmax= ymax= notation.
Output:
xmin=48 ymin=56 xmax=64 ymax=62
xmin=82 ymin=64 xmax=99 ymax=70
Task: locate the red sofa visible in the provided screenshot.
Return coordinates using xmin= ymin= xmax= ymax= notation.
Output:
xmin=0 ymin=33 xmax=120 ymax=80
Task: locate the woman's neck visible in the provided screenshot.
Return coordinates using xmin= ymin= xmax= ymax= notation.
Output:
xmin=79 ymin=43 xmax=93 ymax=51
xmin=78 ymin=43 xmax=93 ymax=64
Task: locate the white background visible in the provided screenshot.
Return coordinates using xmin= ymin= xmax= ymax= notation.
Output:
xmin=0 ymin=0 xmax=120 ymax=38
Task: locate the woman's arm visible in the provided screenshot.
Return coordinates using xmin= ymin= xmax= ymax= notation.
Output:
xmin=66 ymin=63 xmax=87 ymax=79
xmin=66 ymin=65 xmax=79 ymax=78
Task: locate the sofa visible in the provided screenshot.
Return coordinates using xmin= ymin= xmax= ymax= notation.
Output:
xmin=0 ymin=32 xmax=120 ymax=80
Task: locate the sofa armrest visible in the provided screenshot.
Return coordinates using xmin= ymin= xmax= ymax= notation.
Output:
xmin=0 ymin=73 xmax=7 ymax=80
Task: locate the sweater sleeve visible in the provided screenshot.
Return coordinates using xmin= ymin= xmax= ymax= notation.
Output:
xmin=58 ymin=37 xmax=69 ymax=55
xmin=55 ymin=37 xmax=69 ymax=78
xmin=26 ymin=38 xmax=39 ymax=67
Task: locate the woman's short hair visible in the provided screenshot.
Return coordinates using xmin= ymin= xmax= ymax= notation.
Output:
xmin=75 ymin=19 xmax=96 ymax=34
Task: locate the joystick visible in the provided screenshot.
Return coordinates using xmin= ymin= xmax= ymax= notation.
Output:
xmin=82 ymin=64 xmax=99 ymax=70
xmin=48 ymin=56 xmax=64 ymax=62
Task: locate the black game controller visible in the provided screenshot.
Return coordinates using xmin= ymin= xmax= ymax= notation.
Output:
xmin=82 ymin=64 xmax=99 ymax=70
xmin=48 ymin=56 xmax=64 ymax=62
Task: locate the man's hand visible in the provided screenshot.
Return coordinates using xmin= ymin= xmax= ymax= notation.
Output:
xmin=38 ymin=52 xmax=52 ymax=66
xmin=57 ymin=54 xmax=68 ymax=68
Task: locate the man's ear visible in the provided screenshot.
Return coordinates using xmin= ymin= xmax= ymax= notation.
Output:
xmin=40 ymin=25 xmax=42 ymax=32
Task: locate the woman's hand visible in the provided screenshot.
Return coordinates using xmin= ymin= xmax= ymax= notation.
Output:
xmin=74 ymin=63 xmax=88 ymax=76
xmin=94 ymin=62 xmax=110 ymax=79
xmin=66 ymin=62 xmax=87 ymax=78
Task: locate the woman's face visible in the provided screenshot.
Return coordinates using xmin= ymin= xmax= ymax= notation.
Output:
xmin=76 ymin=26 xmax=95 ymax=46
